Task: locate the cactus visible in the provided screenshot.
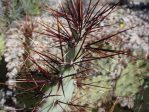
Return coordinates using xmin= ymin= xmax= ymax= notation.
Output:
xmin=115 ymin=60 xmax=149 ymax=97
xmin=115 ymin=60 xmax=149 ymax=108
xmin=1 ymin=0 xmax=148 ymax=112
xmin=34 ymin=0 xmax=126 ymax=111
xmin=3 ymin=0 xmax=135 ymax=111
xmin=71 ymin=75 xmax=112 ymax=111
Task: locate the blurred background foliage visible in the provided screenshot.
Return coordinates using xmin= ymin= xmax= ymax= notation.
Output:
xmin=2 ymin=0 xmax=48 ymax=23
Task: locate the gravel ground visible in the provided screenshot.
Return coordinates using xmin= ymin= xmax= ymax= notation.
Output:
xmin=101 ymin=6 xmax=149 ymax=59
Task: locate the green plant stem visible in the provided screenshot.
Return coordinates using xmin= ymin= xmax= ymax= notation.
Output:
xmin=39 ymin=44 xmax=82 ymax=112
xmin=39 ymin=69 xmax=75 ymax=112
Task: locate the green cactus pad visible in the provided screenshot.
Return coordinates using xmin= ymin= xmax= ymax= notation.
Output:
xmin=115 ymin=60 xmax=149 ymax=97
xmin=71 ymin=75 xmax=112 ymax=111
